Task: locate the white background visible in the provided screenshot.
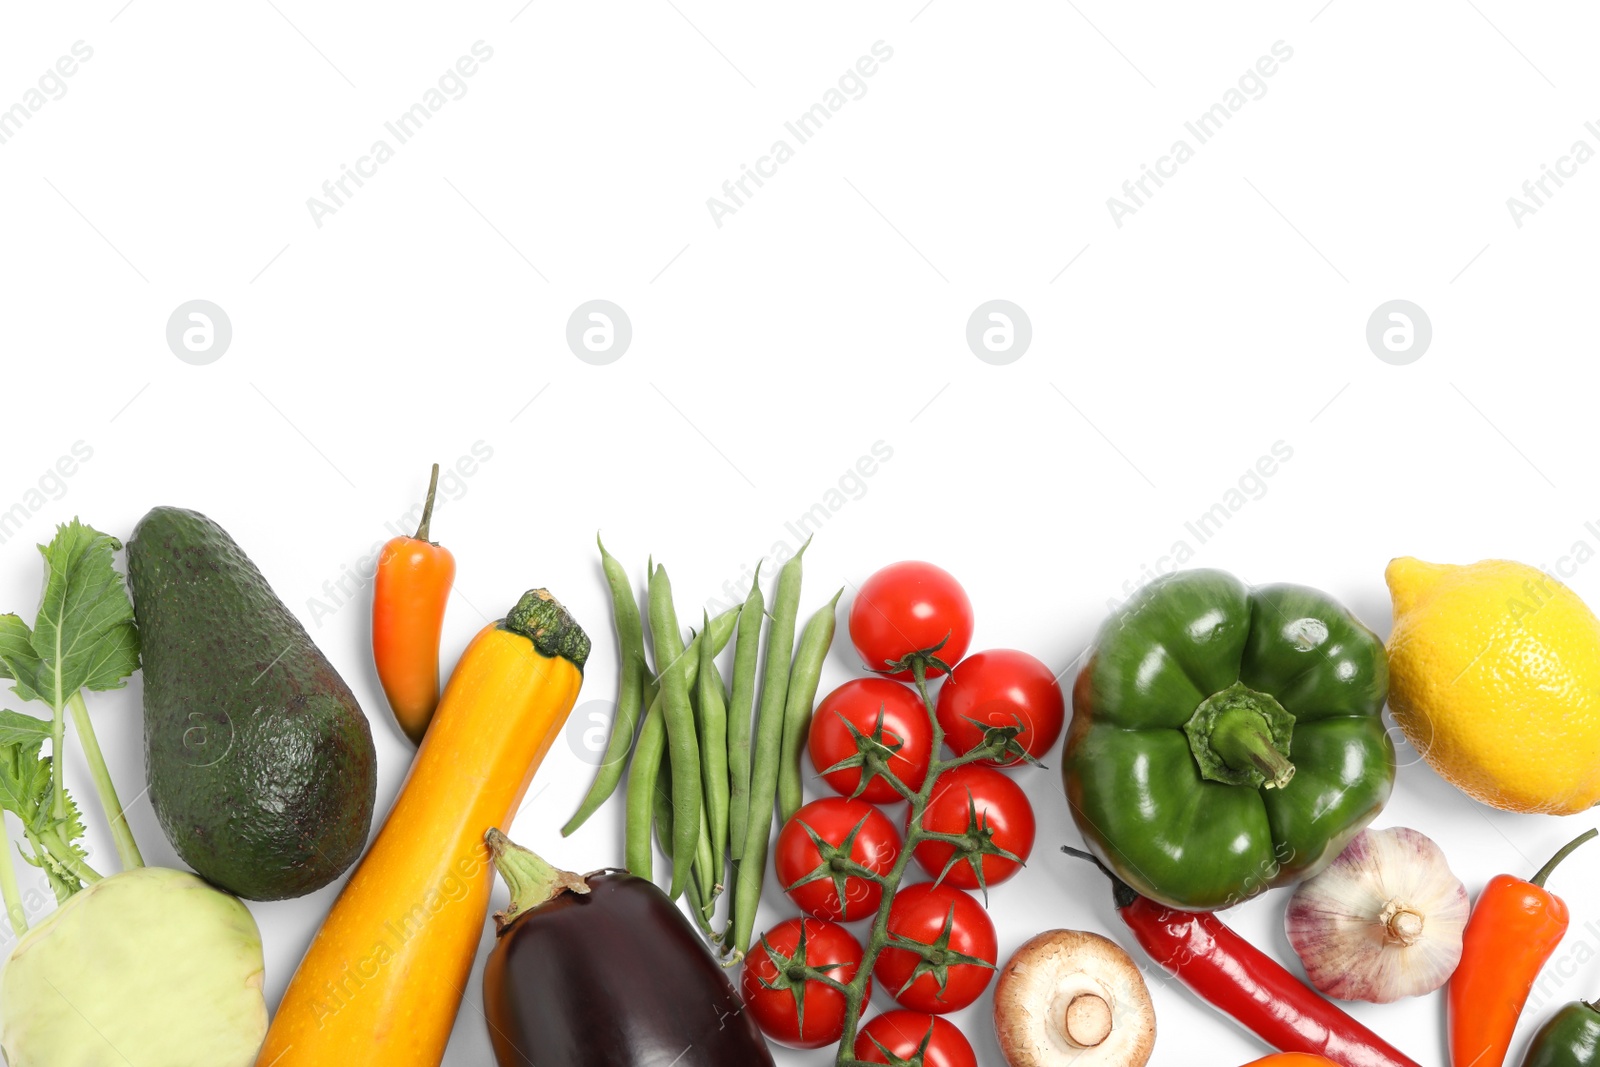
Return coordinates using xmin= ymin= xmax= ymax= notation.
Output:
xmin=2 ymin=1 xmax=1599 ymax=1064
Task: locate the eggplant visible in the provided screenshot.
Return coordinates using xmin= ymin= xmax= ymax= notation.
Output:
xmin=482 ymin=830 xmax=775 ymax=1067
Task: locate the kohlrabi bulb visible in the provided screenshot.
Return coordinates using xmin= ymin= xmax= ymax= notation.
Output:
xmin=0 ymin=866 xmax=267 ymax=1066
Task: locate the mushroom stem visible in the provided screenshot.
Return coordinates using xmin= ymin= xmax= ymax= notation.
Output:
xmin=1380 ymin=900 xmax=1424 ymax=946
xmin=1063 ymin=993 xmax=1113 ymax=1048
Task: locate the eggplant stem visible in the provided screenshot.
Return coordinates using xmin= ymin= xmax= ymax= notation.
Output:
xmin=485 ymin=828 xmax=591 ymax=934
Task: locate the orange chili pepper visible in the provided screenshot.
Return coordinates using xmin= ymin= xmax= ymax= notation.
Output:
xmin=1240 ymin=1056 xmax=1342 ymax=1067
xmin=372 ymin=463 xmax=456 ymax=744
xmin=1448 ymin=828 xmax=1597 ymax=1067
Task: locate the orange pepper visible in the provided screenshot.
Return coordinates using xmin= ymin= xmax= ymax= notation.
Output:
xmin=1240 ymin=1058 xmax=1342 ymax=1067
xmin=372 ymin=463 xmax=456 ymax=744
xmin=1448 ymin=828 xmax=1597 ymax=1067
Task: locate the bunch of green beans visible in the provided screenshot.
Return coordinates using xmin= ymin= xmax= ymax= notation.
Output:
xmin=564 ymin=538 xmax=840 ymax=959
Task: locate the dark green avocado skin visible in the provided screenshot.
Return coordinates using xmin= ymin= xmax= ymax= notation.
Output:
xmin=127 ymin=506 xmax=377 ymax=901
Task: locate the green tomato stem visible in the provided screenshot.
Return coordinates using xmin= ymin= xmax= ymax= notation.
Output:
xmin=831 ymin=657 xmax=962 ymax=1066
xmin=0 ymin=820 xmax=28 ymax=937
xmin=67 ymin=692 xmax=143 ymax=870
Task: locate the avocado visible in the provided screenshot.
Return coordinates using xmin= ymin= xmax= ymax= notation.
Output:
xmin=127 ymin=506 xmax=376 ymax=901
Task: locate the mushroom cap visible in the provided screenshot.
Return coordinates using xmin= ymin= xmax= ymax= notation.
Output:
xmin=992 ymin=929 xmax=1155 ymax=1067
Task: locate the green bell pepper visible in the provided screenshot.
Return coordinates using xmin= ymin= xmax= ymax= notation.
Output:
xmin=1063 ymin=569 xmax=1394 ymax=910
xmin=1523 ymin=1001 xmax=1600 ymax=1067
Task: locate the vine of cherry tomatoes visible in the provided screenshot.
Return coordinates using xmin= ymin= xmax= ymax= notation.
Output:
xmin=744 ymin=561 xmax=1062 ymax=1059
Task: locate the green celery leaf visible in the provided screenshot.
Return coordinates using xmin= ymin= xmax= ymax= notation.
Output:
xmin=0 ymin=710 xmax=50 ymax=748
xmin=0 ymin=739 xmax=48 ymax=823
xmin=76 ymin=622 xmax=140 ymax=696
xmin=26 ymin=520 xmax=140 ymax=706
xmin=0 ymin=740 xmax=84 ymax=896
xmin=0 ymin=614 xmax=45 ymax=703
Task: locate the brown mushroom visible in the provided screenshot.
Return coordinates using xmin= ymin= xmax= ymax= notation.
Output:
xmin=993 ymin=929 xmax=1156 ymax=1067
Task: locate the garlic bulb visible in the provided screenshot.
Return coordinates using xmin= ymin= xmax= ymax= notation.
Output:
xmin=1284 ymin=826 xmax=1468 ymax=1003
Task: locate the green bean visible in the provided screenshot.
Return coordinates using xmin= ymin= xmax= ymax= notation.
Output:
xmin=732 ymin=541 xmax=807 ymax=956
xmin=648 ymin=564 xmax=702 ymax=901
xmin=563 ymin=536 xmax=647 ymax=837
xmin=726 ymin=568 xmax=764 ymax=863
xmin=651 ymin=747 xmax=709 ymax=935
xmin=707 ymin=607 xmax=742 ymax=659
xmin=625 ymin=697 xmax=667 ymax=881
xmin=642 ymin=609 xmax=731 ymax=721
xmin=694 ymin=794 xmax=716 ymax=907
xmin=778 ymin=589 xmax=841 ymax=822
xmin=683 ymin=857 xmax=713 ymax=937
xmin=641 ymin=673 xmax=660 ymax=722
xmin=651 ymin=744 xmax=672 ymax=845
xmin=698 ymin=612 xmax=731 ymax=882
xmin=623 ymin=611 xmax=732 ymax=888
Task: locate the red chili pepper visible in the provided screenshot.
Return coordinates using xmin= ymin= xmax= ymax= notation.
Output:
xmin=372 ymin=464 xmax=456 ymax=745
xmin=1448 ymin=828 xmax=1597 ymax=1067
xmin=1066 ymin=848 xmax=1420 ymax=1067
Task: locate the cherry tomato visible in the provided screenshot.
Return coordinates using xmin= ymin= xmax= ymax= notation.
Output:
xmin=854 ymin=1011 xmax=978 ymax=1067
xmin=775 ymin=797 xmax=902 ymax=922
xmin=849 ymin=561 xmax=973 ymax=679
xmin=742 ymin=917 xmax=868 ymax=1049
xmin=910 ymin=764 xmax=1035 ymax=890
xmin=874 ymin=882 xmax=997 ymax=1014
xmin=809 ymin=678 xmax=933 ymax=803
xmin=935 ymin=649 xmax=1065 ymax=766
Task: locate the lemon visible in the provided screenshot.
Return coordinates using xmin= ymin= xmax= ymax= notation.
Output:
xmin=1386 ymin=557 xmax=1600 ymax=814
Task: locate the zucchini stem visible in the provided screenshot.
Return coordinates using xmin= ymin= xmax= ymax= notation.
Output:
xmin=67 ymin=692 xmax=143 ymax=870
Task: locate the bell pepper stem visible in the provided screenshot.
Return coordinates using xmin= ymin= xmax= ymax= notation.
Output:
xmin=1531 ymin=828 xmax=1598 ymax=888
xmin=1208 ymin=706 xmax=1296 ymax=789
xmin=1182 ymin=682 xmax=1296 ymax=789
xmin=485 ymin=828 xmax=592 ymax=934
